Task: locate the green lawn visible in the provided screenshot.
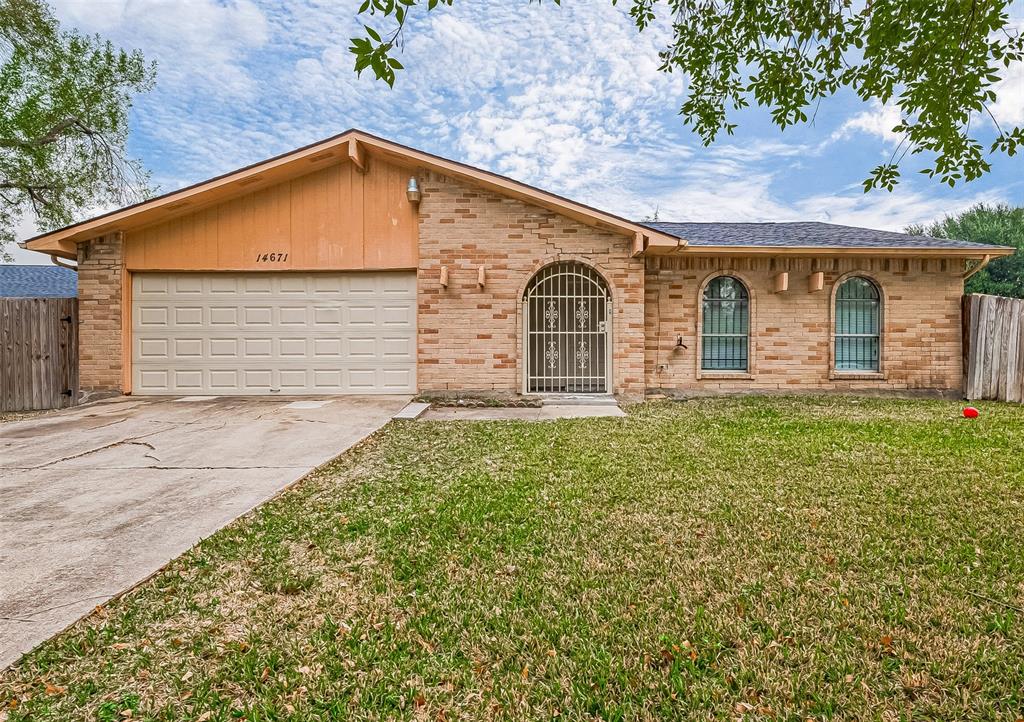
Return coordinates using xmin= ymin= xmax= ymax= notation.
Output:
xmin=3 ymin=397 xmax=1024 ymax=721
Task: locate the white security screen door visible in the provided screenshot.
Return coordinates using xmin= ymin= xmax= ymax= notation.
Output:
xmin=524 ymin=261 xmax=610 ymax=393
xmin=131 ymin=272 xmax=416 ymax=395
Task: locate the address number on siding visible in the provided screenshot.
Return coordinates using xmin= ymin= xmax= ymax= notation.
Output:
xmin=255 ymin=252 xmax=288 ymax=262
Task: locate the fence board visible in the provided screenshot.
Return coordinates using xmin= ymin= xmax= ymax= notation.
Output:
xmin=0 ymin=298 xmax=79 ymax=412
xmin=1005 ymin=299 xmax=1022 ymax=403
xmin=963 ymin=294 xmax=1024 ymax=403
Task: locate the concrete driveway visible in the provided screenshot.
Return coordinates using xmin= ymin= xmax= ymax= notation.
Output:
xmin=0 ymin=394 xmax=408 ymax=668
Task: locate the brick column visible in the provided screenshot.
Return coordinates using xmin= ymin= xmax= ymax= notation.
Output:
xmin=76 ymin=232 xmax=124 ymax=399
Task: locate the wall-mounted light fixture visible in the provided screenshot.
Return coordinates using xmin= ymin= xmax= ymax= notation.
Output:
xmin=674 ymin=336 xmax=688 ymax=352
xmin=808 ymin=271 xmax=824 ymax=293
xmin=477 ymin=265 xmax=486 ymax=288
xmin=772 ymin=271 xmax=789 ymax=293
xmin=406 ymin=176 xmax=421 ymax=204
xmin=439 ymin=265 xmax=449 ymax=288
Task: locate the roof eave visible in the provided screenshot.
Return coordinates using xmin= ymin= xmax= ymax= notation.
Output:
xmin=23 ymin=129 xmax=674 ymax=251
xmin=19 ymin=239 xmax=77 ymax=260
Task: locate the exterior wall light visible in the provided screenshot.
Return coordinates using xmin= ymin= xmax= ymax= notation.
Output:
xmin=406 ymin=176 xmax=421 ymax=204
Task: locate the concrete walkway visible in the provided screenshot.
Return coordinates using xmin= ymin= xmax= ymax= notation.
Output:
xmin=0 ymin=394 xmax=408 ymax=669
xmin=420 ymin=404 xmax=626 ymax=421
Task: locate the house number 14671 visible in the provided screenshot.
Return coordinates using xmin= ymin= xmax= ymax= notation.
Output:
xmin=256 ymin=252 xmax=288 ymax=262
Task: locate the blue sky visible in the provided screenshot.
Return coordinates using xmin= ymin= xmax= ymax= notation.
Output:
xmin=13 ymin=0 xmax=1024 ymax=263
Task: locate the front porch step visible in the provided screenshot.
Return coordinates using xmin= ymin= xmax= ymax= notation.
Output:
xmin=534 ymin=394 xmax=619 ymax=407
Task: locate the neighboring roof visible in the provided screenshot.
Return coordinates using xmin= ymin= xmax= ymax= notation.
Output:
xmin=22 ymin=129 xmax=677 ymax=258
xmin=641 ymin=221 xmax=1017 ymax=256
xmin=0 ymin=265 xmax=78 ymax=297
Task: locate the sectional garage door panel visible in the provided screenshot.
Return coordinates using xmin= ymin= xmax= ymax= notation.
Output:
xmin=132 ymin=272 xmax=416 ymax=395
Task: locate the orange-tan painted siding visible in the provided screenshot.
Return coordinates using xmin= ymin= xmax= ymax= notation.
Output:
xmin=124 ymin=158 xmax=417 ymax=271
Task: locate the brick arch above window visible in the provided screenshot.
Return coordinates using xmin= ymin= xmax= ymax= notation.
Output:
xmin=696 ymin=271 xmax=756 ymax=379
xmin=830 ymin=272 xmax=887 ymax=377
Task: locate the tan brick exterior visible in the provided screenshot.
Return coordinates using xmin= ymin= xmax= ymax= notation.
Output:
xmin=644 ymin=255 xmax=966 ymax=395
xmin=416 ymin=171 xmax=646 ymax=398
xmin=76 ymin=232 xmax=125 ymax=398
xmin=71 ymin=176 xmax=969 ymax=401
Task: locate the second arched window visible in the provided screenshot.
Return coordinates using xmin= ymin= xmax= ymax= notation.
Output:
xmin=834 ymin=276 xmax=881 ymax=372
xmin=701 ymin=276 xmax=750 ymax=372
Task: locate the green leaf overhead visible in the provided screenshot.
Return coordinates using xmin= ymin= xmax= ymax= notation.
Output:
xmin=348 ymin=0 xmax=1023 ymax=193
xmin=0 ymin=0 xmax=155 ymax=260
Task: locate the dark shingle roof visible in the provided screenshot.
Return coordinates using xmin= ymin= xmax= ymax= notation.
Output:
xmin=640 ymin=221 xmax=1014 ymax=251
xmin=0 ymin=265 xmax=78 ymax=297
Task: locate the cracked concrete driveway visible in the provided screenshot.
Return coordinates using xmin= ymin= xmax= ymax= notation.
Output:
xmin=0 ymin=394 xmax=409 ymax=668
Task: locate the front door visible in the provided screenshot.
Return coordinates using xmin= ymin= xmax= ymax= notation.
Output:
xmin=523 ymin=261 xmax=610 ymax=393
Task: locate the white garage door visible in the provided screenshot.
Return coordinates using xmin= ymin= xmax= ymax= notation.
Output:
xmin=132 ymin=272 xmax=416 ymax=395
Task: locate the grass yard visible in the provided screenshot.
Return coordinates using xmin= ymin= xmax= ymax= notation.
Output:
xmin=2 ymin=397 xmax=1024 ymax=720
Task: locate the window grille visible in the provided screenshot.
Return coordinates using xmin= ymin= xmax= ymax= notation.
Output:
xmin=835 ymin=276 xmax=881 ymax=372
xmin=701 ymin=276 xmax=749 ymax=371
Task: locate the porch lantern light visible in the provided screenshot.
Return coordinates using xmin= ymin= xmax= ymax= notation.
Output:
xmin=406 ymin=176 xmax=421 ymax=204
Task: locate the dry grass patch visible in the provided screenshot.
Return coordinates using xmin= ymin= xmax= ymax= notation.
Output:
xmin=2 ymin=396 xmax=1023 ymax=720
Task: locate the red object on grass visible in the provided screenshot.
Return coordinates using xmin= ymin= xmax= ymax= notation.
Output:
xmin=963 ymin=407 xmax=979 ymax=419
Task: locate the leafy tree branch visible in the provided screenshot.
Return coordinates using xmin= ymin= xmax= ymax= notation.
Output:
xmin=349 ymin=0 xmax=1023 ymax=193
xmin=0 ymin=0 xmax=156 ymax=260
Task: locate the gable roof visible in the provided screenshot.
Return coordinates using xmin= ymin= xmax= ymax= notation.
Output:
xmin=23 ymin=129 xmax=678 ymax=258
xmin=642 ymin=221 xmax=1016 ymax=257
xmin=0 ymin=265 xmax=78 ymax=297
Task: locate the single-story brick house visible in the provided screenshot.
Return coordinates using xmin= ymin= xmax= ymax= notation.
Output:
xmin=22 ymin=130 xmax=1013 ymax=401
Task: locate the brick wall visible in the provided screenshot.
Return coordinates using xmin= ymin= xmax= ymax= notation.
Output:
xmin=645 ymin=255 xmax=965 ymax=395
xmin=416 ymin=171 xmax=646 ymax=398
xmin=76 ymin=232 xmax=124 ymax=398
xmin=70 ymin=181 xmax=968 ymax=402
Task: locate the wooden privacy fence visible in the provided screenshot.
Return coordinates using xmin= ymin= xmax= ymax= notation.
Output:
xmin=0 ymin=298 xmax=79 ymax=412
xmin=962 ymin=294 xmax=1024 ymax=403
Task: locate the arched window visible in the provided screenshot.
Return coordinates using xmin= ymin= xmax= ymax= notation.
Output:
xmin=701 ymin=276 xmax=749 ymax=371
xmin=834 ymin=276 xmax=881 ymax=372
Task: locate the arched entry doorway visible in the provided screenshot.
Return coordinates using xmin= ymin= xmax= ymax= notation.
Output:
xmin=523 ymin=261 xmax=611 ymax=393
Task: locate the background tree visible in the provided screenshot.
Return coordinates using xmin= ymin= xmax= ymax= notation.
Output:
xmin=0 ymin=0 xmax=155 ymax=261
xmin=907 ymin=203 xmax=1024 ymax=297
xmin=350 ymin=0 xmax=1023 ymax=193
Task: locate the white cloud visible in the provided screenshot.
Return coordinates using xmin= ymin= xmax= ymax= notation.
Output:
xmin=989 ymin=21 xmax=1024 ymax=127
xmin=52 ymin=0 xmax=270 ymax=100
xmin=832 ymin=101 xmax=903 ymax=144
xmin=594 ymin=143 xmax=1007 ymax=232
xmin=275 ymin=0 xmax=690 ymax=198
xmin=28 ymin=0 xmax=1019 ymax=241
xmin=792 ymin=188 xmax=1006 ymax=231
